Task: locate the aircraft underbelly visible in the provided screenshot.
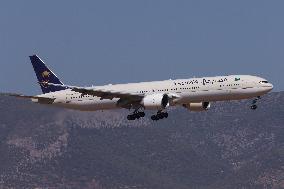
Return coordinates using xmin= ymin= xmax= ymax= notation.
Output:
xmin=54 ymin=99 xmax=118 ymax=111
xmin=229 ymin=88 xmax=269 ymax=100
xmin=177 ymin=90 xmax=229 ymax=103
xmin=177 ymin=88 xmax=264 ymax=103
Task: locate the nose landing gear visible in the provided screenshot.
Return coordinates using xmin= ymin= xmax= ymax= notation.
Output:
xmin=250 ymin=96 xmax=261 ymax=110
xmin=250 ymin=104 xmax=258 ymax=110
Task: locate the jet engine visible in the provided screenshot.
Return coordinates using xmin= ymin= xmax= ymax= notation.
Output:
xmin=142 ymin=94 xmax=169 ymax=110
xmin=183 ymin=102 xmax=211 ymax=111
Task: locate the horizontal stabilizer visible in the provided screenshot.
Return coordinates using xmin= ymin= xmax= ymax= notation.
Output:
xmin=9 ymin=94 xmax=55 ymax=104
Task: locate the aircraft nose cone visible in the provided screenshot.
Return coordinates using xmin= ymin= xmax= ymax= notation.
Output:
xmin=264 ymin=83 xmax=273 ymax=93
xmin=269 ymin=83 xmax=274 ymax=91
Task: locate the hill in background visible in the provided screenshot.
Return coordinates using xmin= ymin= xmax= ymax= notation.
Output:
xmin=0 ymin=92 xmax=283 ymax=189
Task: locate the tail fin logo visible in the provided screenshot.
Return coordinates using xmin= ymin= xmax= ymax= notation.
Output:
xmin=30 ymin=55 xmax=65 ymax=94
xmin=41 ymin=71 xmax=51 ymax=88
xmin=42 ymin=71 xmax=51 ymax=78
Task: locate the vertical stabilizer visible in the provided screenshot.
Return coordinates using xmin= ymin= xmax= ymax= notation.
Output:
xmin=29 ymin=55 xmax=66 ymax=94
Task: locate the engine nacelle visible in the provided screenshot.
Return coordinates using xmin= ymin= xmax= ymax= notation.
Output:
xmin=142 ymin=94 xmax=169 ymax=110
xmin=183 ymin=102 xmax=211 ymax=111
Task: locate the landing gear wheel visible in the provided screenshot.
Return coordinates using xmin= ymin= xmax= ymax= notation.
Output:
xmin=127 ymin=111 xmax=146 ymax=120
xmin=127 ymin=115 xmax=135 ymax=120
xmin=151 ymin=115 xmax=158 ymax=121
xmin=157 ymin=113 xmax=164 ymax=119
xmin=139 ymin=112 xmax=145 ymax=117
xmin=163 ymin=112 xmax=168 ymax=118
xmin=250 ymin=96 xmax=261 ymax=110
xmin=250 ymin=105 xmax=258 ymax=110
xmin=151 ymin=112 xmax=168 ymax=121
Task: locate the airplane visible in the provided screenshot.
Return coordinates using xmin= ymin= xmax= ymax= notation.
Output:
xmin=12 ymin=55 xmax=273 ymax=121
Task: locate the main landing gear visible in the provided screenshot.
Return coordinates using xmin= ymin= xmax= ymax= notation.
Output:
xmin=151 ymin=111 xmax=168 ymax=121
xmin=126 ymin=109 xmax=168 ymax=121
xmin=250 ymin=96 xmax=261 ymax=110
xmin=127 ymin=111 xmax=145 ymax=120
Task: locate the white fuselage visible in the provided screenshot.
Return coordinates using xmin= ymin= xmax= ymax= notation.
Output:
xmin=35 ymin=75 xmax=273 ymax=111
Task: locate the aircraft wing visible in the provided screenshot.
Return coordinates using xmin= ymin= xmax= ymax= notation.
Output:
xmin=43 ymin=83 xmax=180 ymax=108
xmin=44 ymin=83 xmax=144 ymax=101
xmin=9 ymin=94 xmax=55 ymax=104
xmin=74 ymin=87 xmax=144 ymax=101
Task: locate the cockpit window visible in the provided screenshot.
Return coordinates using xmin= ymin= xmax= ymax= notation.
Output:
xmin=260 ymin=81 xmax=268 ymax=84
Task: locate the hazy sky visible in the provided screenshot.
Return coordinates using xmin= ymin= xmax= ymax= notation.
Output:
xmin=0 ymin=1 xmax=283 ymax=94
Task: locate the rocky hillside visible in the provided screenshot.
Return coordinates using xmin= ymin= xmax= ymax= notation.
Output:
xmin=0 ymin=92 xmax=283 ymax=189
